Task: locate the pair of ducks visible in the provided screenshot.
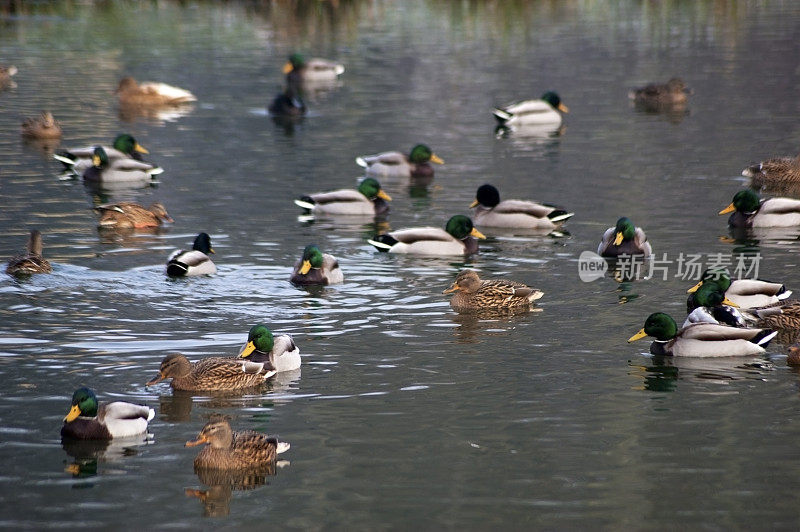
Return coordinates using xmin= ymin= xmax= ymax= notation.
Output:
xmin=629 ymin=270 xmax=793 ymax=358
xmin=55 ymin=134 xmax=163 ymax=185
xmin=61 ymin=389 xmax=288 ymax=469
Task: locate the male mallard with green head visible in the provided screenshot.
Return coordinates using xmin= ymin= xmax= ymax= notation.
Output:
xmin=597 ymin=217 xmax=652 ymax=257
xmin=469 ymin=184 xmax=574 ymax=229
xmin=289 ymin=245 xmax=343 ymax=285
xmin=443 ymin=269 xmax=543 ymax=312
xmin=238 ymin=324 xmax=300 ymax=373
xmin=295 ymin=177 xmax=392 ymax=216
xmin=628 ymin=312 xmax=776 ymax=357
xmin=493 ymin=91 xmax=569 ymax=127
xmin=82 ymin=146 xmax=162 ymax=185
xmin=719 ymin=189 xmax=800 ymax=228
xmin=683 ymin=280 xmax=747 ymax=328
xmin=6 ymin=229 xmax=52 ymax=276
xmin=166 ymin=233 xmax=217 ymax=277
xmin=687 ymin=268 xmax=791 ymax=309
xmin=368 ymin=214 xmax=485 ymax=255
xmin=356 ymin=144 xmax=444 ymax=179
xmin=283 ymin=53 xmax=344 ymax=83
xmin=55 ymin=133 xmax=151 ymax=174
xmin=61 ymin=387 xmax=154 ymax=440
xmin=146 ymin=353 xmax=276 ymax=391
xmin=185 ymin=416 xmax=290 ymax=470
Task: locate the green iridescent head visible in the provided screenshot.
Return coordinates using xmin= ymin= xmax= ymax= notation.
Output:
xmin=112 ymin=134 xmax=148 ymax=156
xmin=91 ymin=146 xmax=109 ymax=168
xmin=64 ymin=387 xmax=98 ymax=422
xmin=445 ymin=215 xmax=486 ymax=240
xmin=408 ymin=144 xmax=444 ymax=165
xmin=628 ymin=313 xmax=678 ymax=343
xmin=358 ymin=178 xmax=392 ymax=201
xmin=302 ymin=245 xmax=324 ymax=269
xmin=240 ymin=324 xmax=274 ymax=357
xmin=541 ymin=91 xmax=568 ymax=112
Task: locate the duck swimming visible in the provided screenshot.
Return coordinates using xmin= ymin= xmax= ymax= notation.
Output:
xmin=469 ymin=184 xmax=574 ymax=229
xmin=238 ymin=324 xmax=301 ymax=373
xmin=493 ymin=91 xmax=569 ymax=127
xmin=166 ymin=233 xmax=216 ymax=277
xmin=295 ymin=178 xmax=391 ymax=216
xmin=443 ymin=269 xmax=543 ymax=312
xmin=61 ymin=387 xmax=154 ymax=440
xmin=719 ymin=189 xmax=800 ymax=228
xmin=368 ymin=215 xmax=485 ymax=256
xmin=356 ymin=144 xmax=444 ymax=180
xmin=597 ymin=217 xmax=652 ymax=257
xmin=185 ymin=416 xmax=290 ymax=470
xmin=289 ymin=245 xmax=343 ymax=285
xmin=6 ymin=229 xmax=52 ymax=276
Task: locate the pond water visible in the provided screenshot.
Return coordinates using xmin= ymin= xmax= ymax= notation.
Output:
xmin=2 ymin=0 xmax=800 ymax=528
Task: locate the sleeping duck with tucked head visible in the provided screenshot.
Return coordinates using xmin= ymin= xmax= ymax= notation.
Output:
xmin=61 ymin=387 xmax=154 ymax=440
xmin=368 ymin=215 xmax=485 ymax=256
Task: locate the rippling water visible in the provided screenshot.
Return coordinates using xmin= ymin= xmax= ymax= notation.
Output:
xmin=3 ymin=0 xmax=800 ymax=528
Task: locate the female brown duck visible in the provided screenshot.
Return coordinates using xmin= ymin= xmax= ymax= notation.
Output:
xmin=185 ymin=416 xmax=290 ymax=469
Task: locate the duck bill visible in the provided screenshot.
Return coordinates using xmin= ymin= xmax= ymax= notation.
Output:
xmin=613 ymin=232 xmax=624 ymax=246
xmin=470 ymin=228 xmax=486 ymax=239
xmin=282 ymin=62 xmax=293 ymax=74
xmin=146 ymin=372 xmax=165 ymax=386
xmin=64 ymin=405 xmax=82 ymax=422
xmin=239 ymin=341 xmax=256 ymax=358
xmin=92 ymin=154 xmax=101 ymax=167
xmin=134 ymin=143 xmax=149 ymax=154
xmin=377 ymin=190 xmax=392 ymax=201
xmin=628 ymin=328 xmax=649 ymax=342
xmin=469 ymin=199 xmax=479 ymax=208
xmin=209 ymin=248 xmax=215 ymax=254
xmin=722 ymin=297 xmax=739 ymax=308
xmin=558 ymin=103 xmax=569 ymax=113
xmin=299 ymin=260 xmax=312 ymax=275
xmin=430 ymin=154 xmax=444 ymax=164
xmin=185 ymin=435 xmax=208 ymax=447
xmin=719 ymin=203 xmax=736 ymax=215
xmin=442 ymin=283 xmax=459 ymax=294
xmin=686 ymin=281 xmax=703 ymax=293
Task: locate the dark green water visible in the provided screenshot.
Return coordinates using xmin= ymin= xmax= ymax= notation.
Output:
xmin=2 ymin=0 xmax=800 ymax=528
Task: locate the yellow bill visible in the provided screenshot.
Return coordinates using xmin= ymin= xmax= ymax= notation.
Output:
xmin=613 ymin=232 xmax=624 ymax=246
xmin=282 ymin=62 xmax=293 ymax=74
xmin=719 ymin=203 xmax=736 ymax=215
xmin=628 ymin=328 xmax=648 ymax=342
xmin=134 ymin=143 xmax=149 ymax=154
xmin=558 ymin=103 xmax=569 ymax=113
xmin=722 ymin=297 xmax=739 ymax=307
xmin=299 ymin=260 xmax=312 ymax=275
xmin=185 ymin=435 xmax=207 ymax=447
xmin=377 ymin=190 xmax=392 ymax=201
xmin=469 ymin=199 xmax=479 ymax=208
xmin=430 ymin=154 xmax=444 ymax=164
xmin=442 ymin=283 xmax=459 ymax=294
xmin=470 ymin=227 xmax=486 ymax=239
xmin=92 ymin=154 xmax=101 ymax=167
xmin=686 ymin=281 xmax=703 ymax=293
xmin=239 ymin=341 xmax=256 ymax=358
xmin=64 ymin=404 xmax=82 ymax=422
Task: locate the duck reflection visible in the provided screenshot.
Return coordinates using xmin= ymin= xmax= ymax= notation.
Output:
xmin=22 ymin=137 xmax=61 ymax=157
xmin=724 ymin=225 xmax=800 ymax=249
xmin=118 ymin=102 xmax=195 ymax=124
xmin=495 ymin=122 xmax=564 ymax=140
xmin=61 ymin=435 xmax=151 ymax=479
xmin=630 ymin=355 xmax=773 ymax=392
xmin=449 ymin=307 xmax=538 ymax=344
xmin=186 ymin=461 xmax=281 ymax=517
xmin=632 ymin=99 xmax=689 ymax=124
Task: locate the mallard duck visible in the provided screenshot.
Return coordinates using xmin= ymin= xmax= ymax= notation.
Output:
xmin=597 ymin=217 xmax=652 ymax=257
xmin=289 ymin=245 xmax=343 ymax=285
xmin=283 ymin=53 xmax=344 ymax=83
xmin=0 ymin=64 xmax=17 ymax=88
xmin=166 ymin=233 xmax=217 ymax=277
xmin=185 ymin=416 xmax=290 ymax=469
xmin=115 ymin=76 xmax=196 ymax=106
xmin=355 ymin=144 xmax=444 ymax=179
xmin=742 ymin=152 xmax=800 ymax=186
xmin=687 ymin=269 xmax=791 ymax=309
xmin=743 ymin=301 xmax=800 ymax=332
xmin=21 ymin=111 xmax=62 ymax=139
xmin=469 ymin=184 xmax=574 ymax=229
xmin=6 ymin=229 xmax=52 ymax=276
xmin=238 ymin=324 xmax=300 ymax=373
xmin=82 ymin=146 xmax=162 ymax=185
xmin=719 ymin=189 xmax=800 ymax=227
xmin=493 ymin=91 xmax=569 ymax=127
xmin=61 ymin=387 xmax=154 ymax=440
xmin=54 ymin=133 xmax=150 ymax=174
xmin=268 ymin=86 xmax=306 ymax=117
xmin=629 ymin=78 xmax=690 ymax=105
xmin=443 ymin=269 xmax=543 ymax=312
xmin=294 ymin=177 xmax=391 ymax=216
xmin=95 ymin=202 xmax=173 ymax=229
xmin=368 ymin=214 xmax=485 ymax=255
xmin=683 ymin=280 xmax=747 ymax=328
xmin=628 ymin=312 xmax=777 ymax=357
xmin=147 ymin=353 xmax=276 ymax=391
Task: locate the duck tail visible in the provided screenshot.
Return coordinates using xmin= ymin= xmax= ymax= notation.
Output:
xmin=547 ymin=210 xmax=575 ymax=223
xmin=147 ymin=408 xmax=156 ymax=422
xmin=53 ymin=151 xmax=77 ymax=168
xmin=146 ymin=166 xmax=165 ymax=177
xmin=294 ymin=196 xmax=316 ymax=211
xmin=751 ymin=329 xmax=778 ymax=347
xmin=275 ymin=441 xmax=291 ymax=454
xmin=166 ymin=260 xmax=189 ymax=277
xmin=367 ymin=234 xmax=397 ymax=252
xmin=492 ymin=108 xmax=511 ymax=123
xmin=355 ymin=156 xmax=368 ymax=168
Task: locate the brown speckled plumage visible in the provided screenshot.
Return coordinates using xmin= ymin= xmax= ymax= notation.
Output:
xmin=95 ymin=202 xmax=173 ymax=229
xmin=443 ymin=269 xmax=543 ymax=312
xmin=743 ymin=154 xmax=800 ymax=187
xmin=147 ymin=353 xmax=275 ymax=391
xmin=21 ymin=111 xmax=62 ymax=139
xmin=6 ymin=230 xmax=52 ymax=276
xmin=186 ymin=417 xmax=288 ymax=470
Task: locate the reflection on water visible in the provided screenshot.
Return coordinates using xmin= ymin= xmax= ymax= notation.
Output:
xmin=187 ymin=462 xmax=284 ymax=518
xmin=630 ymin=355 xmax=776 ymax=392
xmin=62 ymin=435 xmax=153 ymax=480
